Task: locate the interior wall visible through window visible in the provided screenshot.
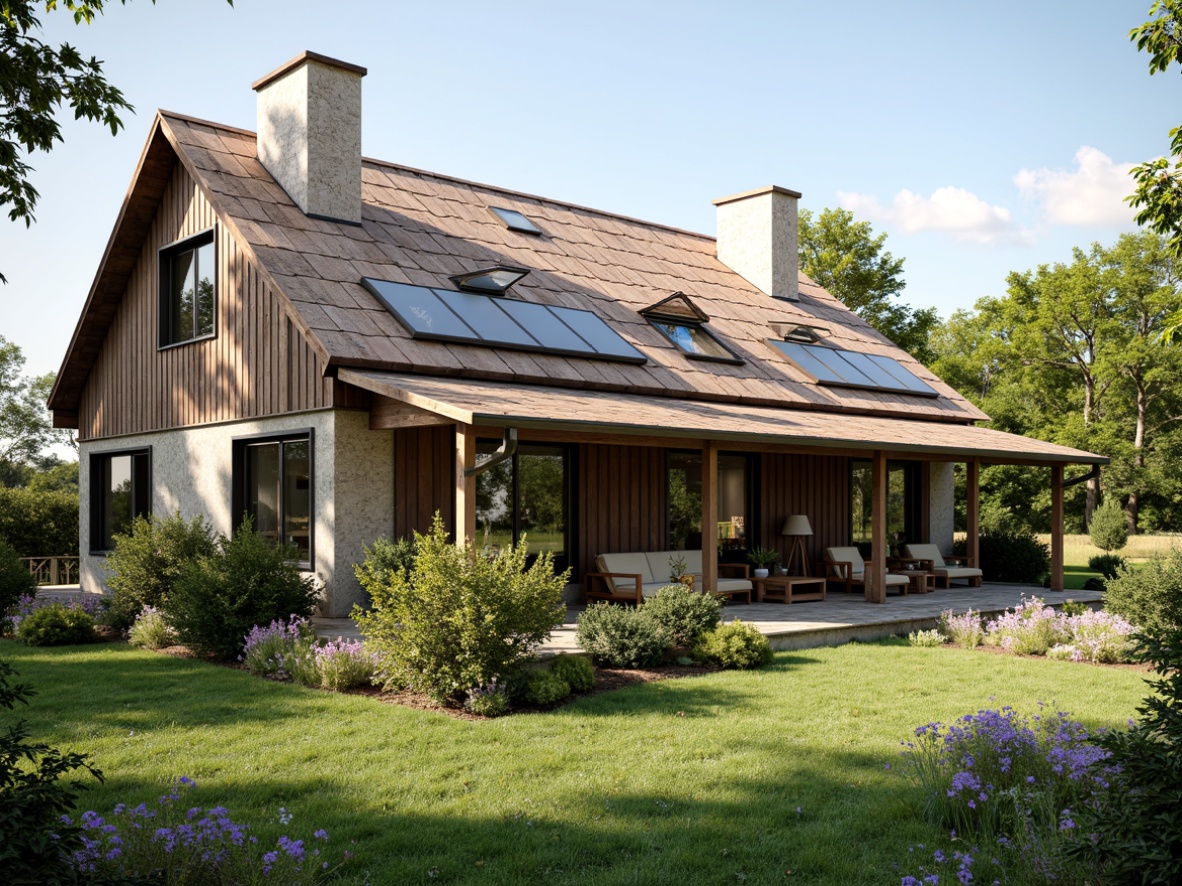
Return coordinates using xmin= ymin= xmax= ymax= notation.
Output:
xmin=475 ymin=442 xmax=571 ymax=573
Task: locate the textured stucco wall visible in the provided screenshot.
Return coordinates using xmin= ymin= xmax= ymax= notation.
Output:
xmin=77 ymin=410 xmax=389 ymax=614
xmin=256 ymin=60 xmax=362 ymax=224
xmin=715 ymin=188 xmax=799 ymax=301
xmin=928 ymin=461 xmax=956 ymax=555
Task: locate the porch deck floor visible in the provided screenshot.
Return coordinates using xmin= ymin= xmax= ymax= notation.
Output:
xmin=313 ymin=582 xmax=1104 ymax=655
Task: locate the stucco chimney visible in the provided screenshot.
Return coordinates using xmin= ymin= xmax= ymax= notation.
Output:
xmin=713 ymin=185 xmax=801 ymax=301
xmin=253 ymin=51 xmax=367 ymax=224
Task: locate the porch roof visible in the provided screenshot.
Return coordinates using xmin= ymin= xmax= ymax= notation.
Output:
xmin=338 ymin=368 xmax=1108 ymax=466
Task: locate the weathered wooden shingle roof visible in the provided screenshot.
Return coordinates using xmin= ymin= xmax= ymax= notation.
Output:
xmin=147 ymin=111 xmax=986 ymax=423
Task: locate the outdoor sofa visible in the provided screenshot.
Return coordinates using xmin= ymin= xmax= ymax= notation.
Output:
xmin=903 ymin=544 xmax=983 ymax=588
xmin=586 ymin=550 xmax=753 ymax=604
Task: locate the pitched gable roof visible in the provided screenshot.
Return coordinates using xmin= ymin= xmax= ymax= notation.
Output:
xmin=52 ymin=112 xmax=988 ymax=426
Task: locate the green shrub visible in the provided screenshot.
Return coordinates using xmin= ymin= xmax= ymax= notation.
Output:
xmin=166 ymin=519 xmax=319 ymax=660
xmin=1087 ymin=553 xmax=1128 ymax=580
xmin=575 ymin=602 xmax=667 ymax=669
xmin=550 ymin=653 xmax=595 ymax=692
xmin=354 ymin=535 xmax=417 ymax=602
xmin=355 ymin=514 xmax=567 ymax=703
xmin=1089 ymin=497 xmax=1129 ymax=553
xmin=908 ymin=629 xmax=944 ymax=647
xmin=693 ymin=619 xmax=772 ymax=669
xmin=0 ymin=486 xmax=78 ymax=558
xmin=16 ymin=603 xmax=96 ymax=646
xmin=0 ymin=658 xmax=101 ymax=883
xmin=315 ymin=639 xmax=376 ymax=691
xmin=103 ymin=511 xmax=216 ymax=629
xmin=641 ymin=584 xmax=722 ymax=647
xmin=523 ymin=668 xmax=571 ymax=705
xmin=1105 ymin=549 xmax=1182 ymax=636
xmin=242 ymin=617 xmax=317 ymax=679
xmin=1071 ymin=630 xmax=1182 ymax=883
xmin=127 ymin=606 xmax=175 ymax=650
xmin=464 ymin=681 xmax=510 ymax=717
xmin=954 ymin=529 xmax=1049 ymax=583
xmin=0 ymin=538 xmax=35 ymax=620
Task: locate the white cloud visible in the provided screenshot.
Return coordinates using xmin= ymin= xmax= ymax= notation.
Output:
xmin=836 ymin=186 xmax=1026 ymax=245
xmin=1013 ymin=146 xmax=1136 ymax=227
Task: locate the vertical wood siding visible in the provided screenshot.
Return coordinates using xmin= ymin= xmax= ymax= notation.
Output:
xmin=576 ymin=443 xmax=666 ymax=581
xmin=78 ymin=164 xmax=338 ymax=440
xmin=759 ymin=453 xmax=852 ymax=575
xmin=393 ymin=425 xmax=456 ymax=538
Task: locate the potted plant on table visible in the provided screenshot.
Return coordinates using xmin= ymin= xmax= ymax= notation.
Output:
xmin=748 ymin=547 xmax=779 ymax=579
xmin=668 ymin=553 xmax=693 ymax=589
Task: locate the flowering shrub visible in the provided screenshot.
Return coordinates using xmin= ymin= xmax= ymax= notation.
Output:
xmin=939 ymin=608 xmax=984 ymax=649
xmin=66 ymin=777 xmax=345 ymax=884
xmin=242 ymin=617 xmax=317 ymax=680
xmin=128 ymin=605 xmax=176 ymax=649
xmin=908 ymin=629 xmax=943 ymax=648
xmin=984 ymin=597 xmax=1068 ymax=655
xmin=0 ymin=537 xmax=36 ymax=620
xmin=1059 ymin=609 xmax=1136 ymax=664
xmin=314 ymin=638 xmax=376 ymax=691
xmin=463 ymin=679 xmax=510 ymax=717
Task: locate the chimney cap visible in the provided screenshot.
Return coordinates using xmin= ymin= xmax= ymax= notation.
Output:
xmin=252 ymin=51 xmax=367 ymax=92
xmin=712 ymin=185 xmax=802 ymax=207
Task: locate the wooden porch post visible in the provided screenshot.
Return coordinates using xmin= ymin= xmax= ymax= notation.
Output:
xmin=454 ymin=423 xmax=476 ymax=548
xmin=966 ymin=459 xmax=980 ymax=568
xmin=701 ymin=440 xmax=718 ymax=594
xmin=1051 ymin=464 xmax=1064 ymax=592
xmin=869 ymin=450 xmax=887 ymax=603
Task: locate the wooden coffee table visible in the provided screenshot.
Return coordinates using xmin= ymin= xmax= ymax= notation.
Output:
xmin=892 ymin=569 xmax=935 ymax=594
xmin=753 ymin=576 xmax=827 ymax=604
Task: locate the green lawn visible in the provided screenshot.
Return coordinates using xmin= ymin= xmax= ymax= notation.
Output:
xmin=2 ymin=639 xmax=1148 ymax=885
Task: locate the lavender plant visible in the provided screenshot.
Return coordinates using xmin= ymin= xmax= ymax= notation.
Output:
xmin=1059 ymin=609 xmax=1136 ymax=664
xmin=908 ymin=629 xmax=943 ymax=648
xmin=939 ymin=608 xmax=984 ymax=649
xmin=314 ymin=638 xmax=376 ymax=691
xmin=127 ymin=605 xmax=175 ymax=650
xmin=66 ymin=777 xmax=347 ymax=884
xmin=983 ymin=597 xmax=1068 ymax=655
xmin=241 ymin=617 xmax=317 ymax=680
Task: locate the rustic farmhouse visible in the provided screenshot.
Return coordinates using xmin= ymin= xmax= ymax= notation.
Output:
xmin=48 ymin=52 xmax=1106 ymax=616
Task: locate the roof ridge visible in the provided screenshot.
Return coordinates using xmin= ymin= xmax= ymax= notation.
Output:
xmin=156 ymin=109 xmax=719 ymax=244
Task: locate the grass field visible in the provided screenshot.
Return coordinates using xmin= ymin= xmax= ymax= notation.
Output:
xmin=1037 ymin=532 xmax=1182 ymax=566
xmin=1 ymin=639 xmax=1149 ymax=885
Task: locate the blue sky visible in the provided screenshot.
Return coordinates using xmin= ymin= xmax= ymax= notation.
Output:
xmin=1 ymin=0 xmax=1177 ymax=377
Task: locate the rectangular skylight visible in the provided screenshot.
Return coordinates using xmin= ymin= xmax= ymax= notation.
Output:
xmin=767 ymin=340 xmax=938 ymax=398
xmin=489 ymin=206 xmax=543 ymax=235
xmin=362 ymin=278 xmax=646 ymax=365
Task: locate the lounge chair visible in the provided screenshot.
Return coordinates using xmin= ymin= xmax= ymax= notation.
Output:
xmin=903 ymin=544 xmax=983 ymax=588
xmin=822 ymin=546 xmax=909 ymax=595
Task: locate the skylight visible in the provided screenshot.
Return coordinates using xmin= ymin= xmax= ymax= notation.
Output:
xmin=362 ymin=278 xmax=646 ymax=365
xmin=768 ymin=340 xmax=937 ymax=397
xmin=640 ymin=292 xmax=741 ymax=364
xmin=489 ymin=206 xmax=543 ymax=235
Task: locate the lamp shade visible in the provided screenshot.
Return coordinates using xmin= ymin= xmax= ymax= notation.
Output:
xmin=781 ymin=515 xmax=813 ymax=536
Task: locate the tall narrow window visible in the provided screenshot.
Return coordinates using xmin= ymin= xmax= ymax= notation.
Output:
xmin=159 ymin=230 xmax=216 ymax=347
xmin=667 ymin=452 xmax=752 ymax=555
xmin=475 ymin=443 xmax=570 ymax=572
xmin=851 ymin=460 xmax=921 ymax=548
xmin=234 ymin=433 xmax=312 ymax=565
xmin=90 ymin=449 xmax=150 ymax=552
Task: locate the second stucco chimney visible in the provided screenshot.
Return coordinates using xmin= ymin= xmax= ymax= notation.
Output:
xmin=713 ymin=185 xmax=801 ymax=301
xmin=253 ymin=51 xmax=367 ymax=224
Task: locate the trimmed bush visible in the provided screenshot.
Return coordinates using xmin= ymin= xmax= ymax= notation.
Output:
xmin=954 ymin=529 xmax=1049 ymax=583
xmin=355 ymin=514 xmax=567 ymax=703
xmin=1088 ymin=553 xmax=1128 ymax=580
xmin=641 ymin=584 xmax=722 ymax=647
xmin=0 ymin=538 xmax=36 ymax=620
xmin=523 ymin=668 xmax=571 ymax=705
xmin=0 ymin=486 xmax=78 ymax=558
xmin=575 ymin=603 xmax=667 ymax=669
xmin=103 ymin=511 xmax=216 ymax=629
xmin=16 ymin=603 xmax=96 ymax=646
xmin=1105 ymin=549 xmax=1182 ymax=636
xmin=354 ymin=535 xmax=417 ymax=601
xmin=166 ymin=520 xmax=319 ymax=660
xmin=693 ymin=619 xmax=772 ymax=669
xmin=1089 ymin=496 xmax=1129 ymax=553
xmin=550 ymin=654 xmax=595 ymax=692
xmin=127 ymin=606 xmax=175 ymax=650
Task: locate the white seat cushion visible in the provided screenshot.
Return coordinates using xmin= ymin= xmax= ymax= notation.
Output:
xmin=884 ymin=573 xmax=910 ymax=587
xmin=935 ymin=567 xmax=983 ymax=580
xmin=596 ymin=552 xmax=656 ymax=594
xmin=716 ymin=577 xmax=754 ymax=592
xmin=905 ymin=544 xmax=947 ymax=569
xmin=825 ymin=547 xmax=865 ymax=578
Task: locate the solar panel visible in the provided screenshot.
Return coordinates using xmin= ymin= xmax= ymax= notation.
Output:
xmin=361 ymin=277 xmax=646 ymax=365
xmin=767 ymin=340 xmax=938 ymax=398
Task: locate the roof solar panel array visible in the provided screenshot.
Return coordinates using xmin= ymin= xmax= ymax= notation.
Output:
xmin=768 ymin=340 xmax=937 ymax=398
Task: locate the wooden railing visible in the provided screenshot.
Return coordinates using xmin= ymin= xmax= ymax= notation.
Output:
xmin=20 ymin=557 xmax=80 ymax=586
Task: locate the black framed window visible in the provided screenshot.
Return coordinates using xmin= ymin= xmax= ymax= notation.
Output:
xmin=851 ymin=459 xmax=922 ymax=550
xmin=648 ymin=319 xmax=742 ymax=364
xmin=90 ymin=449 xmax=150 ymax=553
xmin=159 ymin=229 xmax=216 ymax=347
xmin=475 ymin=442 xmax=571 ymax=573
xmin=667 ymin=451 xmax=754 ymax=558
xmin=233 ymin=432 xmax=313 ymax=566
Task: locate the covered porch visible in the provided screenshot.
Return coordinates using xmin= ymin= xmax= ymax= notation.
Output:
xmin=340 ymin=369 xmax=1107 ymax=606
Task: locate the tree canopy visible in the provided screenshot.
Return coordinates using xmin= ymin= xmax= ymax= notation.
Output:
xmin=0 ymin=335 xmax=65 ymax=487
xmin=797 ymin=207 xmax=939 ymax=363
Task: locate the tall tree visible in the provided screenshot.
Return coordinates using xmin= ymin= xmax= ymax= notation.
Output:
xmin=798 ymin=207 xmax=938 ymax=363
xmin=0 ymin=335 xmax=60 ymax=485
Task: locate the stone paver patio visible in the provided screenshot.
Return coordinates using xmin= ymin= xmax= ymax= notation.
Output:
xmin=313 ymin=582 xmax=1103 ymax=655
